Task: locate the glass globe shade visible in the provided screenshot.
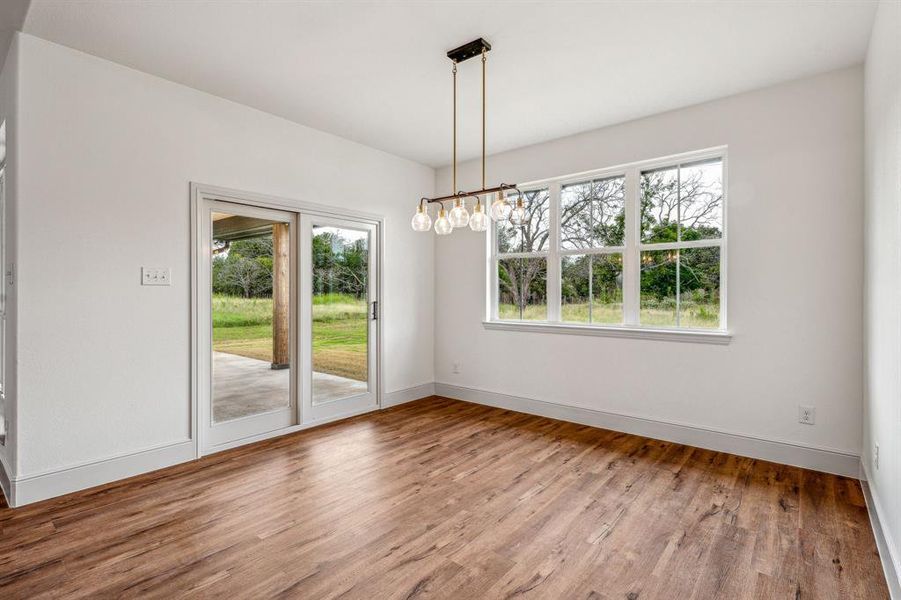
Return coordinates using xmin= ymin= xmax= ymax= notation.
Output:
xmin=469 ymin=203 xmax=489 ymax=232
xmin=449 ymin=199 xmax=470 ymax=228
xmin=489 ymin=196 xmax=512 ymax=221
xmin=411 ymin=206 xmax=432 ymax=232
xmin=434 ymin=208 xmax=453 ymax=235
xmin=509 ymin=199 xmax=527 ymax=226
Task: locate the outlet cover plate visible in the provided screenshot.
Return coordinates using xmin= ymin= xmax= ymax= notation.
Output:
xmin=798 ymin=405 xmax=815 ymax=425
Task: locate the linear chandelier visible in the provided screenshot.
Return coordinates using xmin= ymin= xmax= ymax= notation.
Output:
xmin=412 ymin=38 xmax=527 ymax=235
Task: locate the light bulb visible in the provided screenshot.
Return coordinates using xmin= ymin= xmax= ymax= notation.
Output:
xmin=509 ymin=198 xmax=527 ymax=226
xmin=449 ymin=198 xmax=470 ymax=228
xmin=469 ymin=202 xmax=489 ymax=232
xmin=434 ymin=208 xmax=452 ymax=235
xmin=411 ymin=205 xmax=432 ymax=232
xmin=489 ymin=195 xmax=512 ymax=221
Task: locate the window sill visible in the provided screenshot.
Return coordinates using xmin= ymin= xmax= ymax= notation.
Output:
xmin=482 ymin=320 xmax=732 ymax=345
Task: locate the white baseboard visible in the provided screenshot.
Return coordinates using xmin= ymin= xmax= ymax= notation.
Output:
xmin=383 ymin=383 xmax=435 ymax=407
xmin=10 ymin=440 xmax=196 ymax=507
xmin=6 ymin=383 xmax=437 ymax=508
xmin=861 ymin=462 xmax=901 ymax=598
xmin=3 ymin=381 xmax=859 ymax=509
xmin=434 ymin=383 xmax=861 ymax=478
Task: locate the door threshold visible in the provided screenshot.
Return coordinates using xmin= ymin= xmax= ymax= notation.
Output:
xmin=201 ymin=402 xmax=380 ymax=456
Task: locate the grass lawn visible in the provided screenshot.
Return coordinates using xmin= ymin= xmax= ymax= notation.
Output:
xmin=499 ymin=301 xmax=719 ymax=328
xmin=212 ymin=293 xmax=368 ymax=381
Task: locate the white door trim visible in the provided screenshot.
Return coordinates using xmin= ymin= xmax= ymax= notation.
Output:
xmin=190 ymin=183 xmax=385 ymax=458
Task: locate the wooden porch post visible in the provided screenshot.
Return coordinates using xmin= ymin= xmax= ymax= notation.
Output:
xmin=271 ymin=223 xmax=290 ymax=370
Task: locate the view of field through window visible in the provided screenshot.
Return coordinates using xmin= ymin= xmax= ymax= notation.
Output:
xmin=311 ymin=225 xmax=369 ymax=386
xmin=211 ymin=224 xmax=369 ymax=383
xmin=560 ymin=176 xmax=625 ymax=324
xmin=496 ymin=156 xmax=723 ymax=329
xmin=639 ymin=159 xmax=722 ymax=328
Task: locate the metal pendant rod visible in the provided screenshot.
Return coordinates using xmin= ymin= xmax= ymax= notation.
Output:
xmin=416 ymin=38 xmax=513 ymax=211
xmin=452 ymin=61 xmax=457 ymax=196
xmin=482 ymin=49 xmax=486 ymax=190
xmin=423 ymin=183 xmax=519 ymax=205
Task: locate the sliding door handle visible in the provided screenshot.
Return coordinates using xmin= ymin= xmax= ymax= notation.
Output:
xmin=371 ymin=301 xmax=378 ymax=321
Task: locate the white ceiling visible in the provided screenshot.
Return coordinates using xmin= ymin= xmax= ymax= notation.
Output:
xmin=23 ymin=1 xmax=877 ymax=167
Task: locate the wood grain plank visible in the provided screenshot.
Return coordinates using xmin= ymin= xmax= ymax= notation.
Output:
xmin=0 ymin=397 xmax=889 ymax=599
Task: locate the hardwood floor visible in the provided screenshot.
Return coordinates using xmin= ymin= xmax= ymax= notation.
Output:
xmin=0 ymin=397 xmax=889 ymax=599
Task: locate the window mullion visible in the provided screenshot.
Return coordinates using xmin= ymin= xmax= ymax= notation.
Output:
xmin=623 ymin=167 xmax=640 ymax=325
xmin=547 ymin=181 xmax=561 ymax=322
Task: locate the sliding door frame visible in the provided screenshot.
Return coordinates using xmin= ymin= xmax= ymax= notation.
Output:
xmin=190 ymin=183 xmax=385 ymax=458
xmin=197 ymin=200 xmax=297 ymax=452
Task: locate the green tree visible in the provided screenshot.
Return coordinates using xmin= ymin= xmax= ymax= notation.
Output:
xmin=639 ymin=164 xmax=722 ymax=302
xmin=212 ymin=235 xmax=274 ymax=297
xmin=312 ymin=231 xmax=368 ymax=298
xmin=221 ymin=257 xmax=269 ymax=298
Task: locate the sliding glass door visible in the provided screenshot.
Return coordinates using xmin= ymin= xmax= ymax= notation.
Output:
xmin=200 ymin=200 xmax=296 ymax=451
xmin=196 ymin=193 xmax=380 ymax=453
xmin=300 ymin=215 xmax=378 ymax=424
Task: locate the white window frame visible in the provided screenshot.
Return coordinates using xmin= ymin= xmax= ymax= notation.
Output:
xmin=486 ymin=146 xmax=730 ymax=344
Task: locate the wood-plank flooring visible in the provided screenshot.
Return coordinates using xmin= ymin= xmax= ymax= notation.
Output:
xmin=0 ymin=397 xmax=889 ymax=599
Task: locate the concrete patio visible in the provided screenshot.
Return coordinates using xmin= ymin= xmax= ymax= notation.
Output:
xmin=213 ymin=351 xmax=367 ymax=422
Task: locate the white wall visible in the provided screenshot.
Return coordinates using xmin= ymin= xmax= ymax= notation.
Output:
xmin=863 ymin=0 xmax=901 ymax=589
xmin=435 ymin=67 xmax=864 ymax=462
xmin=13 ymin=33 xmax=435 ymax=479
xmin=3 ymin=30 xmax=875 ymax=506
xmin=0 ymin=34 xmax=18 ymax=492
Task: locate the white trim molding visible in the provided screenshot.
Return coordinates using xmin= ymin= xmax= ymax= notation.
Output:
xmin=434 ymin=383 xmax=860 ymax=478
xmin=383 ymin=383 xmax=436 ymax=407
xmin=2 ymin=382 xmax=864 ymax=508
xmin=861 ymin=463 xmax=901 ymax=598
xmin=8 ymin=440 xmax=195 ymax=508
xmin=483 ymin=320 xmax=732 ymax=344
xmin=3 ymin=384 xmax=437 ymax=507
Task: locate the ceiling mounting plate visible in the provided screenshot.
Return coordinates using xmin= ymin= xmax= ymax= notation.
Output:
xmin=447 ymin=38 xmax=492 ymax=63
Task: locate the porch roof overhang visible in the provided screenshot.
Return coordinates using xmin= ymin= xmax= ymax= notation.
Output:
xmin=212 ymin=214 xmax=274 ymax=242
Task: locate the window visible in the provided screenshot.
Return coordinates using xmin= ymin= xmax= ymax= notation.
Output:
xmin=496 ymin=189 xmax=549 ymax=320
xmin=489 ymin=148 xmax=726 ymax=337
xmin=560 ymin=175 xmax=625 ymax=324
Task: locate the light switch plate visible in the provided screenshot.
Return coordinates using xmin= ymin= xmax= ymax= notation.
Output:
xmin=142 ymin=267 xmax=171 ymax=286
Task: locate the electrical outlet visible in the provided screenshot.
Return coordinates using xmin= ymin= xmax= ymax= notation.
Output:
xmin=141 ymin=267 xmax=171 ymax=286
xmin=452 ymin=361 xmax=461 ymax=375
xmin=874 ymin=444 xmax=879 ymax=470
xmin=798 ymin=405 xmax=815 ymax=425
